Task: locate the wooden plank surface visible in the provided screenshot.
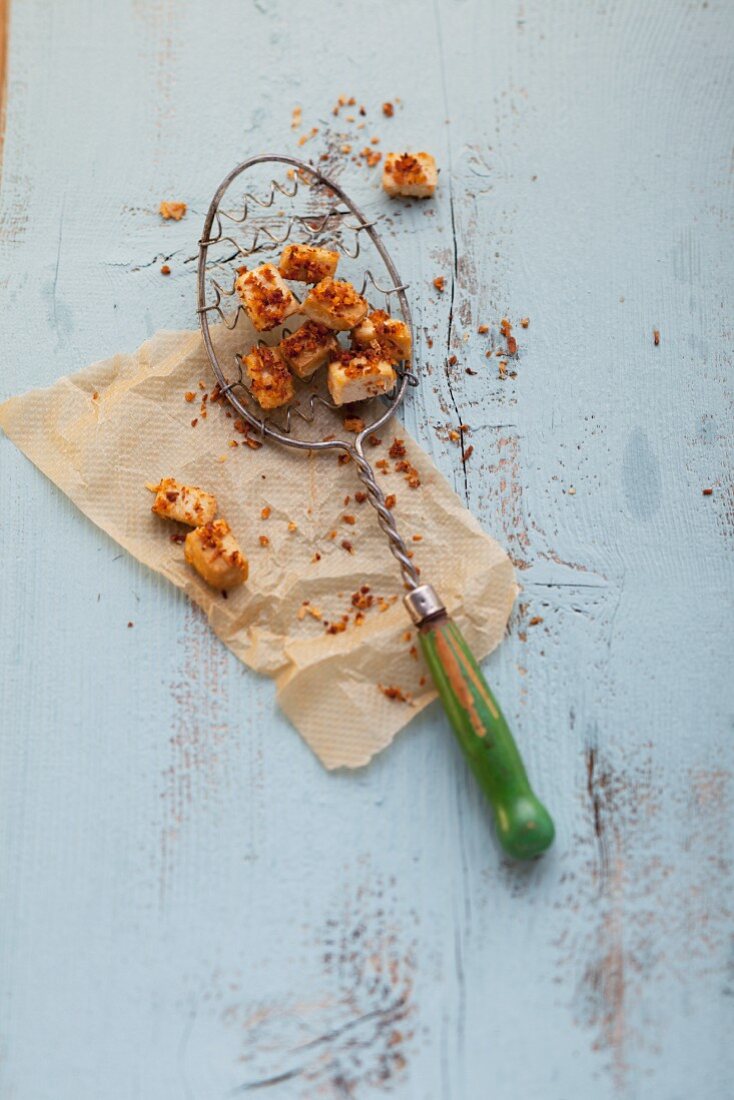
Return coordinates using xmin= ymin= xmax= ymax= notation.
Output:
xmin=1 ymin=1 xmax=732 ymax=1097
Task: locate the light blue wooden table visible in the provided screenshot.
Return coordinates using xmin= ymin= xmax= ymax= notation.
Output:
xmin=1 ymin=2 xmax=732 ymax=1097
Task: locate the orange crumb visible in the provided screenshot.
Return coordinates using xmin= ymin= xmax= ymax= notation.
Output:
xmin=159 ymin=201 xmax=187 ymax=220
xmin=261 ymin=506 xmax=271 ymax=520
xmin=433 ymin=276 xmax=446 ymax=293
xmin=382 ymin=102 xmax=394 ymax=117
xmin=160 ymin=264 xmax=171 ymax=275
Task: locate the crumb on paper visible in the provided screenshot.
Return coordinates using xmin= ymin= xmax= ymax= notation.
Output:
xmin=368 ymin=434 xmax=382 ymax=447
xmin=355 ymin=491 xmax=367 ymax=503
xmin=298 ymin=601 xmax=322 ymax=621
xmin=184 ymin=391 xmax=196 ymax=403
xmin=389 ymin=438 xmax=406 ymax=459
xmin=343 ymin=514 xmax=356 ymax=525
xmin=433 ymin=276 xmax=445 ymax=293
xmin=412 ymin=534 xmax=422 ymax=542
xmin=653 ymin=328 xmax=660 ymax=346
xmin=326 ymin=619 xmax=348 ymax=634
xmin=395 ymin=458 xmax=421 ymax=488
xmin=477 ymin=324 xmax=489 ymax=334
xmin=379 ymin=684 xmax=414 ymax=704
xmin=159 ymin=201 xmax=186 ymax=221
xmin=288 ymin=521 xmax=298 ymax=532
xmin=385 ymin=494 xmax=396 ymax=509
xmin=359 ymin=147 xmax=382 ymax=168
xmin=261 ymin=506 xmax=271 ymax=520
xmin=341 ymin=539 xmax=354 ymax=553
xmin=448 ymin=429 xmax=460 ymax=442
xmin=259 ymin=534 xmax=270 ymax=547
xmin=464 ymin=445 xmax=474 ymax=461
xmin=343 ymin=415 xmax=365 ymax=433
xmin=528 ymin=615 xmax=544 ymax=626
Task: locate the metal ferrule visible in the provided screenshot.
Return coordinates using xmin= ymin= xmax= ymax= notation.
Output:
xmin=404 ymin=584 xmax=446 ymax=625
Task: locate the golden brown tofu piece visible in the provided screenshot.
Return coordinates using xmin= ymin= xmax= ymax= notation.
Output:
xmin=279 ymin=321 xmax=340 ymax=379
xmin=243 ymin=344 xmax=295 ymax=409
xmin=352 ymin=309 xmax=412 ymax=362
xmin=235 ymin=264 xmax=300 ymax=331
xmin=278 ymin=243 xmax=339 ymax=283
xmin=302 ymin=277 xmax=368 ymax=331
xmin=327 ymin=348 xmax=397 ymax=406
xmin=382 ymin=152 xmax=438 ymax=198
xmin=184 ymin=519 xmax=249 ymax=590
xmin=150 ymin=478 xmax=217 ymax=526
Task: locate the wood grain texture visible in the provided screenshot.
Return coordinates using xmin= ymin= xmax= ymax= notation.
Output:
xmin=0 ymin=1 xmax=732 ymax=1097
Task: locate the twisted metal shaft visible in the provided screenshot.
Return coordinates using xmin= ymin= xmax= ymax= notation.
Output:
xmin=351 ymin=445 xmax=420 ymax=591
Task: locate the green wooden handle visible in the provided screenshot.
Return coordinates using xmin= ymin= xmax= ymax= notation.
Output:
xmin=419 ymin=616 xmax=555 ymax=859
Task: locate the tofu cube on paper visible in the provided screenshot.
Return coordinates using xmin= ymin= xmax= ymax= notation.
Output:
xmin=184 ymin=519 xmax=249 ymax=590
xmin=243 ymin=344 xmax=294 ymax=409
xmin=302 ymin=277 xmax=368 ymax=331
xmin=150 ymin=478 xmax=218 ymax=526
xmin=279 ymin=321 xmax=340 ymax=379
xmin=352 ymin=309 xmax=412 ymax=363
xmin=382 ymin=152 xmax=438 ymax=199
xmin=235 ymin=264 xmax=300 ymax=331
xmin=327 ymin=349 xmax=397 ymax=406
xmin=279 ymin=243 xmax=339 ymax=283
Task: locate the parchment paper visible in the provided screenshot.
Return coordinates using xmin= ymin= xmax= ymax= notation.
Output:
xmin=0 ymin=325 xmax=517 ymax=768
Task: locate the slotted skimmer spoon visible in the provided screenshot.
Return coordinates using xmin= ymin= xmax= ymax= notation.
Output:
xmin=197 ymin=153 xmax=554 ymax=859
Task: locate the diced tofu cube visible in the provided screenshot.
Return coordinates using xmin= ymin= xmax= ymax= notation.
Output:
xmin=382 ymin=152 xmax=438 ymax=199
xmin=352 ymin=309 xmax=412 ymax=362
xmin=278 ymin=243 xmax=339 ymax=283
xmin=151 ymin=478 xmax=217 ymax=526
xmin=243 ymin=344 xmax=295 ymax=409
xmin=184 ymin=519 xmax=249 ymax=590
xmin=279 ymin=321 xmax=340 ymax=379
xmin=327 ymin=349 xmax=397 ymax=406
xmin=302 ymin=277 xmax=368 ymax=331
xmin=235 ymin=264 xmax=299 ymax=331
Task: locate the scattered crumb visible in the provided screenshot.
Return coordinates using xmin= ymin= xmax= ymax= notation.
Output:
xmin=326 ymin=620 xmax=347 ymax=635
xmin=385 ymin=494 xmax=396 ymax=509
xmin=341 ymin=539 xmax=354 ymax=553
xmin=341 ymin=143 xmax=352 ymax=154
xmin=448 ymin=429 xmax=460 ymax=443
xmin=259 ymin=535 xmax=270 ymax=547
xmin=343 ymin=415 xmax=365 ymax=433
xmin=190 ymin=418 xmax=198 ymax=427
xmin=702 ymin=487 xmax=713 ymax=496
xmin=184 ymin=391 xmax=196 ymax=403
xmin=355 ymin=491 xmax=368 ymax=504
xmin=395 ymin=459 xmax=421 ymax=488
xmin=127 ymin=621 xmax=134 ymax=628
xmin=298 ymin=601 xmax=322 ymax=621
xmin=359 ymin=147 xmax=382 ymax=167
xmin=464 ymin=445 xmax=474 ymax=461
xmin=343 ymin=514 xmax=357 ymax=525
xmin=568 ymin=487 xmax=576 ymax=495
xmin=409 ymin=645 xmax=418 ymax=660
xmin=412 ymin=534 xmax=422 ymax=542
xmin=520 ymin=317 xmax=530 ymax=328
xmin=389 ymin=438 xmax=406 ymax=459
xmin=382 ymin=102 xmax=394 ymax=117
xmin=448 ymin=354 xmax=457 ymax=366
xmin=379 ymin=684 xmax=413 ymax=704
xmin=368 ymin=434 xmax=382 ymax=447
xmin=312 ymin=552 xmax=322 ymax=562
xmin=433 ymin=276 xmax=446 ymax=293
xmin=92 ymin=391 xmax=99 ymax=401
xmin=298 ymin=126 xmax=319 ymax=146
xmin=291 ymin=105 xmax=302 ymax=130
xmin=477 ymin=324 xmax=489 ymax=334
xmin=653 ymin=328 xmax=660 ymax=346
xmin=500 ymin=318 xmax=511 ymax=338
xmin=528 ymin=615 xmax=544 ymax=627
xmin=159 ymin=201 xmax=187 ymax=220
xmin=466 ymin=367 xmax=477 ymax=375
xmin=261 ymin=506 xmax=271 ymax=520
xmin=160 ymin=264 xmax=171 ymax=275
xmin=507 ymin=335 xmax=518 ymax=355
xmin=288 ymin=521 xmax=298 ymax=532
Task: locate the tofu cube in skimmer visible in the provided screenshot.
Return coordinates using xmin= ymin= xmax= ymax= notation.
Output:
xmin=327 ymin=349 xmax=397 ymax=406
xmin=382 ymin=152 xmax=438 ymax=199
xmin=278 ymin=243 xmax=339 ymax=283
xmin=243 ymin=345 xmax=294 ymax=409
xmin=352 ymin=309 xmax=412 ymax=363
xmin=302 ymin=277 xmax=368 ymax=331
xmin=150 ymin=478 xmax=218 ymax=526
xmin=279 ymin=321 xmax=340 ymax=379
xmin=235 ymin=264 xmax=300 ymax=331
xmin=184 ymin=519 xmax=249 ymax=590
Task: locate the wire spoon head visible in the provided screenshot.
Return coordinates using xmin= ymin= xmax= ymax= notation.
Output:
xmin=197 ymin=154 xmax=417 ymax=453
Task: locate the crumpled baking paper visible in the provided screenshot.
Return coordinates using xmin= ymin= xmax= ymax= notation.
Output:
xmin=0 ymin=324 xmax=517 ymax=768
